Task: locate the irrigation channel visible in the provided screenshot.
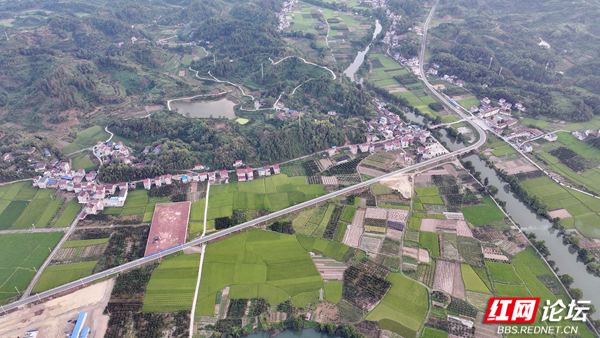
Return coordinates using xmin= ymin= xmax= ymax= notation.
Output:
xmin=402 ymin=111 xmax=600 ymax=308
xmin=343 ymin=20 xmax=382 ymax=82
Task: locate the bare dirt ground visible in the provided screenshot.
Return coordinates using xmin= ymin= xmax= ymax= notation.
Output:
xmin=380 ymin=174 xmax=412 ymax=198
xmin=420 ymin=219 xmax=474 ymax=237
xmin=386 ymin=229 xmax=404 ymax=241
xmin=343 ymin=210 xmax=364 ymax=247
xmin=433 ymin=260 xmax=456 ymax=294
xmin=358 ymin=166 xmax=387 ymax=177
xmin=388 ymin=87 xmax=408 ymax=93
xmin=452 ymin=263 xmax=466 ymax=299
xmin=475 ymin=312 xmax=502 ymax=338
xmin=494 ymin=159 xmax=537 ymax=175
xmin=183 ymin=245 xmax=203 ymax=254
xmin=314 ymin=302 xmax=339 ymax=322
xmin=418 ymin=248 xmax=430 ymax=263
xmin=0 ymin=279 xmax=114 ymax=338
xmin=548 ymin=208 xmax=572 ymax=219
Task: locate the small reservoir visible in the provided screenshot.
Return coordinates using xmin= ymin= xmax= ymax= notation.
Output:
xmin=172 ymin=98 xmax=237 ymax=119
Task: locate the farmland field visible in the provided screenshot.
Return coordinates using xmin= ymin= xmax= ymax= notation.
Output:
xmin=419 ymin=232 xmax=440 ymax=258
xmin=495 ymin=283 xmax=532 ymax=297
xmin=32 ymin=261 xmax=97 ymax=293
xmin=486 ymin=262 xmax=523 ymax=284
xmin=0 ymin=232 xmax=64 ymax=302
xmin=461 ymin=198 xmax=505 ymax=226
xmin=71 ymin=151 xmax=98 ymax=172
xmin=461 ymin=264 xmax=491 ymax=294
xmin=143 ymin=254 xmax=201 ymax=313
xmin=341 ymin=206 xmax=356 ymax=223
xmin=324 ymin=281 xmax=342 ymax=303
xmin=53 ymin=199 xmax=82 ymax=227
xmin=366 ymin=273 xmax=428 ymax=333
xmin=189 ymin=175 xmax=323 ymax=228
xmin=0 ymin=201 xmax=28 ymax=230
xmin=175 ymin=230 xmax=327 ymax=316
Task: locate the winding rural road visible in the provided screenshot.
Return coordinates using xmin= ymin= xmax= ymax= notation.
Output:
xmin=1 ymin=0 xmax=487 ymax=314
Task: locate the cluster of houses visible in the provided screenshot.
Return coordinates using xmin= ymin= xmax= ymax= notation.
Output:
xmin=360 ymin=0 xmax=386 ymax=9
xmin=426 ymin=64 xmax=466 ymax=87
xmin=393 ymin=52 xmax=419 ymax=66
xmin=506 ymin=128 xmax=545 ymax=153
xmin=31 ymin=164 xmax=132 ymax=220
xmin=472 ymin=97 xmax=519 ymax=130
xmin=276 ymin=0 xmax=297 ymax=31
xmin=359 ymin=100 xmax=449 ymax=161
xmin=94 ymin=141 xmax=135 ymax=165
xmin=0 ymin=147 xmax=64 ymax=173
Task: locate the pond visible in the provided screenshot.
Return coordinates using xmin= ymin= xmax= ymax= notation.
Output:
xmin=244 ymin=328 xmax=340 ymax=338
xmin=171 ymin=98 xmax=237 ymax=119
xmin=343 ymin=20 xmax=382 ymax=82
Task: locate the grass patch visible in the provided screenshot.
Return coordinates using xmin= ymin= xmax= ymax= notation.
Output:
xmin=62 ymin=126 xmax=110 ymax=154
xmin=495 ymin=283 xmax=532 ymax=297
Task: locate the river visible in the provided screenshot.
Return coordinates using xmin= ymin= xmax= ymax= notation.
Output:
xmin=343 ymin=20 xmax=382 ymax=82
xmin=400 ymin=112 xmax=600 ymax=307
xmin=245 ymin=328 xmax=339 ymax=338
xmin=171 ymin=98 xmax=237 ymax=119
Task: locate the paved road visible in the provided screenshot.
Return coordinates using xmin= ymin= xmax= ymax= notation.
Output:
xmin=2 ymin=2 xmax=487 ymax=312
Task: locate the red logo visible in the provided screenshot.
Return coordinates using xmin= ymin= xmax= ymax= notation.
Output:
xmin=485 ymin=298 xmax=540 ymax=323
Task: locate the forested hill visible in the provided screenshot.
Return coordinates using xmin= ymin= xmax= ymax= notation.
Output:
xmin=428 ymin=0 xmax=600 ymax=121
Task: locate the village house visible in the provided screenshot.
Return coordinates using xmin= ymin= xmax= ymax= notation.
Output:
xmin=193 ymin=164 xmax=205 ymax=170
xmin=34 ymin=162 xmax=47 ymax=172
xmin=233 ymin=160 xmax=244 ymax=168
xmin=572 ymin=130 xmax=586 ymax=141
xmin=273 ymin=164 xmax=281 ymax=175
xmin=199 ymin=172 xmax=208 ymax=182
xmin=326 ymin=147 xmax=336 ymax=156
xmin=359 ymin=143 xmax=370 ymax=153
xmin=479 ymin=107 xmax=500 ymax=118
xmin=544 ymin=133 xmax=558 ymax=141
xmin=237 ymin=169 xmax=247 ymax=182
xmin=349 ymin=145 xmax=358 ymax=155
xmin=85 ymin=171 xmax=96 ymax=182
xmin=219 ymin=170 xmax=229 ymax=180
xmin=403 ymin=153 xmax=412 ymax=164
xmin=1 ymin=153 xmax=14 ymax=162
xmin=384 ymin=142 xmax=393 ymax=151
xmin=143 ymin=178 xmax=151 ymax=190
xmin=481 ymin=97 xmax=491 ymax=105
xmin=258 ymin=167 xmax=267 ymax=177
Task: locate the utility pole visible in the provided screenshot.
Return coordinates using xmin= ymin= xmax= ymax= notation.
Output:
xmin=261 ymin=63 xmax=264 ymax=78
xmin=15 ymin=287 xmax=19 ymax=295
xmin=213 ymin=54 xmax=216 ymax=67
xmin=3 ymin=32 xmax=7 ymax=41
xmin=488 ymin=57 xmax=493 ymax=69
xmin=498 ymin=67 xmax=502 ymax=76
xmin=545 ymin=62 xmax=549 ymax=70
